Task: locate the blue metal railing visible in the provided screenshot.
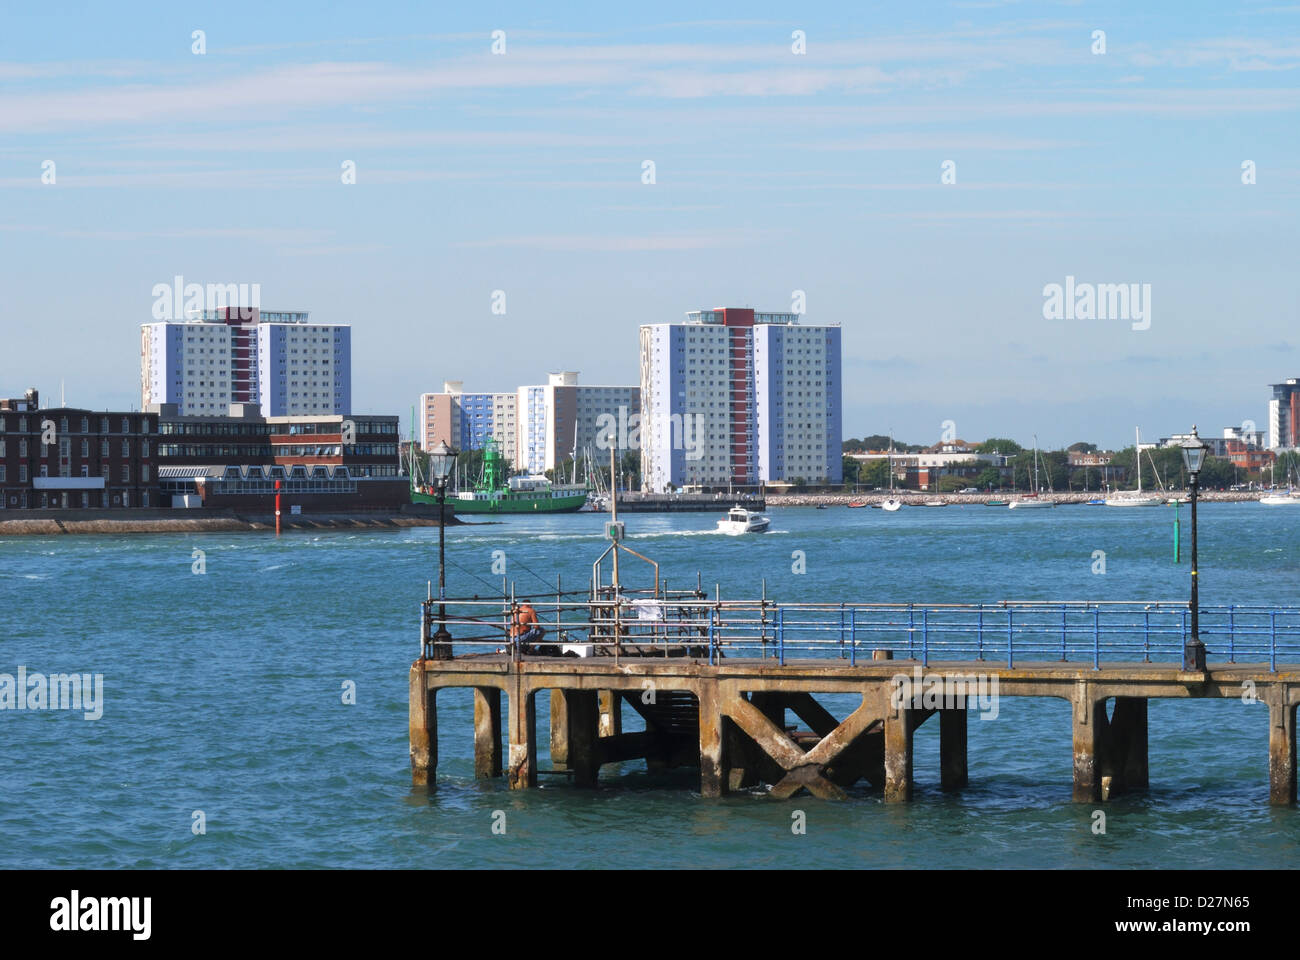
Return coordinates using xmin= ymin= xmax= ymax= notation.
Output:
xmin=425 ymin=598 xmax=1300 ymax=671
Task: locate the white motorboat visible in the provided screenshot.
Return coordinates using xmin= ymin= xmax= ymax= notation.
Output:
xmin=922 ymin=499 xmax=946 ymax=507
xmin=1106 ymin=426 xmax=1164 ymax=507
xmin=716 ymin=505 xmax=771 ymax=535
xmin=881 ymin=498 xmax=903 ymax=511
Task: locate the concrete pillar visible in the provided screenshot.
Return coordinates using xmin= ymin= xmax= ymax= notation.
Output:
xmin=697 ymin=681 xmax=725 ymax=798
xmin=1072 ymin=684 xmax=1100 ymax=803
xmin=409 ymin=662 xmax=435 ymax=787
xmin=724 ymin=717 xmax=759 ymax=791
xmin=884 ymin=697 xmax=914 ymax=803
xmin=507 ymin=676 xmax=536 ymax=790
xmin=549 ymin=689 xmax=571 ymax=771
xmin=940 ymin=700 xmax=968 ymax=790
xmin=1269 ymin=690 xmax=1297 ymax=806
xmin=473 ymin=687 xmax=502 ymax=779
xmin=566 ymin=690 xmax=601 ymax=787
xmin=598 ymin=690 xmax=622 ymax=738
xmin=1115 ymin=697 xmax=1148 ymax=792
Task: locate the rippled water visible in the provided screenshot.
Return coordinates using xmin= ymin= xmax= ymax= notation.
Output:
xmin=2 ymin=502 xmax=1298 ymax=868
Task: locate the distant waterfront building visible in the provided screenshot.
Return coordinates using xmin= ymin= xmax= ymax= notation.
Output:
xmin=0 ymin=389 xmax=160 ymax=509
xmin=516 ymin=372 xmax=640 ymax=476
xmin=141 ymin=307 xmax=351 ymax=418
xmin=1269 ymin=379 xmax=1300 ymax=450
xmin=418 ymin=382 xmax=518 ymax=464
xmin=848 ymin=447 xmax=1007 ymax=491
xmin=150 ymin=402 xmax=402 ymax=510
xmin=639 ymin=307 xmax=842 ymax=492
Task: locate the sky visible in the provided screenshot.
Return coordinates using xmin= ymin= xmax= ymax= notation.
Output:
xmin=1 ymin=1 xmax=1297 ymax=450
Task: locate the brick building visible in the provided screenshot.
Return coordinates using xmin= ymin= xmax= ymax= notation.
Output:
xmin=0 ymin=389 xmax=160 ymax=509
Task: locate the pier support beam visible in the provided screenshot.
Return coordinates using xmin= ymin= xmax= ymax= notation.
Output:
xmin=698 ymin=682 xmax=726 ymax=798
xmin=884 ymin=696 xmax=914 ymax=802
xmin=549 ymin=690 xmax=571 ymax=771
xmin=551 ymin=689 xmax=600 ymax=787
xmin=1099 ymin=697 xmax=1148 ymax=797
xmin=940 ymin=700 xmax=968 ymax=791
xmin=473 ymin=687 xmax=502 ymax=779
xmin=409 ymin=662 xmax=435 ymax=787
xmin=1269 ymin=690 xmax=1297 ymax=806
xmin=507 ymin=678 xmax=536 ymax=790
xmin=1072 ymin=684 xmax=1100 ymax=803
xmin=598 ymin=690 xmax=622 ymax=738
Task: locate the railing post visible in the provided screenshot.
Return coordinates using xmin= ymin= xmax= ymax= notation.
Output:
xmin=1228 ymin=605 xmax=1236 ymax=663
xmin=1271 ymin=611 xmax=1277 ymax=673
xmin=1061 ymin=604 xmax=1068 ymax=662
xmin=707 ymin=606 xmax=716 ymax=666
xmin=839 ymin=603 xmax=846 ymax=660
xmin=777 ymin=606 xmax=785 ymax=666
xmin=922 ymin=608 xmax=929 ymax=667
xmin=977 ymin=604 xmax=984 ymax=661
xmin=908 ymin=604 xmax=915 ymax=660
xmin=1093 ymin=607 xmax=1100 ymax=670
xmin=849 ymin=606 xmax=857 ymax=667
xmin=1143 ymin=609 xmax=1151 ymax=663
xmin=1007 ymin=608 xmax=1014 ymax=669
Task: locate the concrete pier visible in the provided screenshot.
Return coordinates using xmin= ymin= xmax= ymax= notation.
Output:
xmin=411 ymin=656 xmax=1300 ymax=805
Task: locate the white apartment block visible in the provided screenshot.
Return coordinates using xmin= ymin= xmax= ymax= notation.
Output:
xmin=640 ymin=307 xmax=842 ymax=492
xmin=141 ymin=308 xmax=351 ymax=417
xmin=516 ymin=372 xmax=640 ymax=475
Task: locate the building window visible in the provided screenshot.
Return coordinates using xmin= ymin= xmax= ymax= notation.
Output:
xmin=0 ymin=466 xmax=5 ymax=481
xmin=101 ymin=440 xmax=109 ymax=457
xmin=142 ymin=440 xmax=149 ymax=457
xmin=121 ymin=440 xmax=129 ymax=457
xmin=121 ymin=465 xmax=130 ymax=483
xmin=121 ymin=418 xmax=129 ymax=433
xmin=141 ymin=465 xmax=150 ymax=481
xmin=100 ymin=417 xmax=108 ymax=432
xmin=81 ymin=417 xmax=89 ymax=432
xmin=80 ymin=439 xmax=88 ymax=457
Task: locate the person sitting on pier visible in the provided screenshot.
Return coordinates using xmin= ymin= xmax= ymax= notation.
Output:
xmin=510 ymin=602 xmax=546 ymax=653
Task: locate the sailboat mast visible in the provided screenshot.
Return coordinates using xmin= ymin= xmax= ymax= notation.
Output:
xmin=1033 ymin=434 xmax=1039 ymax=493
xmin=1136 ymin=426 xmax=1142 ymax=494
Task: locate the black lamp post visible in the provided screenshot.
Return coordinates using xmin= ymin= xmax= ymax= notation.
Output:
xmin=1180 ymin=426 xmax=1208 ymax=671
xmin=428 ymin=440 xmax=459 ymax=660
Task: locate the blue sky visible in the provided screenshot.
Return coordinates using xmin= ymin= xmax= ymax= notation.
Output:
xmin=2 ymin=1 xmax=1297 ymax=449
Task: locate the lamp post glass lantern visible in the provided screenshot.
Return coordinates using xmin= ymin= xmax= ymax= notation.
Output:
xmin=1180 ymin=426 xmax=1208 ymax=671
xmin=429 ymin=441 xmax=458 ymax=659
